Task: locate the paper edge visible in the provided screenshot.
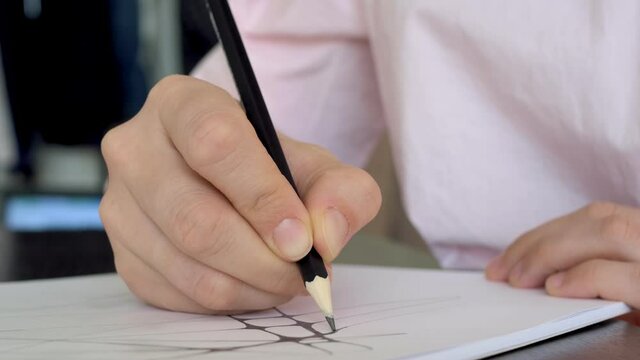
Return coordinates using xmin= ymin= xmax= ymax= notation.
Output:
xmin=407 ymin=301 xmax=631 ymax=360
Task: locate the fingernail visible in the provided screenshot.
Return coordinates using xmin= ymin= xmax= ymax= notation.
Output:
xmin=548 ymin=272 xmax=565 ymax=289
xmin=323 ymin=208 xmax=349 ymax=258
xmin=273 ymin=218 xmax=312 ymax=261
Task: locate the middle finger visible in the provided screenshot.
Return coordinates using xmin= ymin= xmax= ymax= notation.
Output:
xmin=101 ymin=181 xmax=297 ymax=310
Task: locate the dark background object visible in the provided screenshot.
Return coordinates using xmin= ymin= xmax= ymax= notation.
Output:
xmin=0 ymin=191 xmax=114 ymax=281
xmin=0 ymin=228 xmax=114 ymax=281
xmin=0 ymin=0 xmax=216 ymax=180
xmin=0 ymin=0 xmax=146 ymax=179
xmin=181 ymin=0 xmax=218 ymax=73
xmin=0 ymin=0 xmax=219 ymax=281
xmin=110 ymin=0 xmax=148 ymax=120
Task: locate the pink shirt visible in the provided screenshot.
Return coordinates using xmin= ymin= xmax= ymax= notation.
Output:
xmin=193 ymin=0 xmax=640 ymax=269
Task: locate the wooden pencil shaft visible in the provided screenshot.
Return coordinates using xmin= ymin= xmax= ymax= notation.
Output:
xmin=205 ymin=0 xmax=295 ymax=189
xmin=205 ymin=0 xmax=328 ymax=282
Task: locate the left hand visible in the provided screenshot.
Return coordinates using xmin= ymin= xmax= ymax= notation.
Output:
xmin=485 ymin=202 xmax=640 ymax=326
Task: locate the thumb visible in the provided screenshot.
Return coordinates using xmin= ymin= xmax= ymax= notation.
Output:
xmin=281 ymin=135 xmax=382 ymax=262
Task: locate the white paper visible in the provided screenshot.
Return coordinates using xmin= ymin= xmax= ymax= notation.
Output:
xmin=0 ymin=265 xmax=629 ymax=359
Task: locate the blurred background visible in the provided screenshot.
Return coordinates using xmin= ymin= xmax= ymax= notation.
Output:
xmin=0 ymin=0 xmax=213 ymax=193
xmin=0 ymin=0 xmax=430 ymax=281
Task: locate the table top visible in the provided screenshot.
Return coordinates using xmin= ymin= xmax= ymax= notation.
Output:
xmin=1 ymin=228 xmax=638 ymax=359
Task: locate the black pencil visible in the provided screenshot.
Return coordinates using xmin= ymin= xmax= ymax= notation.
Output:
xmin=204 ymin=0 xmax=335 ymax=331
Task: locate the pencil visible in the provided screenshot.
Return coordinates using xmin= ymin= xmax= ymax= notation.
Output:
xmin=204 ymin=0 xmax=336 ymax=332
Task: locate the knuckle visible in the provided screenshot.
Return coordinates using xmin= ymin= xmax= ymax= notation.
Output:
xmin=290 ymin=143 xmax=339 ymax=191
xmin=600 ymin=214 xmax=636 ymax=244
xmin=582 ymin=259 xmax=606 ymax=281
xmin=584 ymin=201 xmax=617 ymax=220
xmin=525 ymin=245 xmax=549 ymax=268
xmin=173 ymin=201 xmax=233 ymax=258
xmin=113 ymin=255 xmax=140 ymax=296
xmin=98 ymin=194 xmax=116 ymax=230
xmin=100 ymin=126 xmax=128 ymax=169
xmin=115 ymin=263 xmax=150 ymax=305
xmin=352 ymin=168 xmax=383 ymax=214
xmin=192 ymin=272 xmax=236 ymax=310
xmin=148 ymin=75 xmax=191 ymax=103
xmin=186 ymin=111 xmax=244 ymax=169
xmin=113 ymin=254 xmax=131 ymax=280
xmin=329 ymin=167 xmax=382 ymax=221
xmin=149 ymin=76 xmax=239 ymax=117
xmin=243 ymin=182 xmax=289 ymax=215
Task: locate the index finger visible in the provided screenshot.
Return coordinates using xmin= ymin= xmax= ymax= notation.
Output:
xmin=150 ymin=76 xmax=312 ymax=261
xmin=102 ymin=116 xmax=303 ymax=297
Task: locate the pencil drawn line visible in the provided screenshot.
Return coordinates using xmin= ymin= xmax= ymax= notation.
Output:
xmin=1 ymin=296 xmax=461 ymax=357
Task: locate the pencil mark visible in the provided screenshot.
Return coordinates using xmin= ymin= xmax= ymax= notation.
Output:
xmin=0 ymin=295 xmax=461 ymax=357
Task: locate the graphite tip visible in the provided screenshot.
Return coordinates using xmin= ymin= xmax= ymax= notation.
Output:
xmin=304 ymin=276 xmax=335 ymax=331
xmin=326 ymin=316 xmax=336 ymax=332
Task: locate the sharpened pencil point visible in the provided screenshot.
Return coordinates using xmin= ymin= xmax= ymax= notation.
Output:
xmin=305 ymin=275 xmax=335 ymax=331
xmin=326 ymin=316 xmax=336 ymax=332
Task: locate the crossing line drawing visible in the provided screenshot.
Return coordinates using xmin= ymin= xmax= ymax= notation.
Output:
xmin=2 ymin=265 xmax=622 ymax=359
xmin=0 ymin=273 xmax=459 ymax=358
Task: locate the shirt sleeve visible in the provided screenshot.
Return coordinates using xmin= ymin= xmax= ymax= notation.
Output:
xmin=191 ymin=0 xmax=385 ymax=167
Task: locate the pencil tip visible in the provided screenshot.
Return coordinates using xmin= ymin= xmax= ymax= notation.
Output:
xmin=326 ymin=316 xmax=336 ymax=332
xmin=305 ymin=275 xmax=335 ymax=331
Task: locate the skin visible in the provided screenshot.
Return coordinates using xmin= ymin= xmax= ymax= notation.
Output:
xmin=486 ymin=202 xmax=640 ymax=325
xmin=99 ymin=75 xmax=382 ymax=314
xmin=102 ymin=75 xmax=638 ymax=323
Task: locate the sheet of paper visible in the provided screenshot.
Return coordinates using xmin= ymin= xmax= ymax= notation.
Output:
xmin=0 ymin=265 xmax=629 ymax=359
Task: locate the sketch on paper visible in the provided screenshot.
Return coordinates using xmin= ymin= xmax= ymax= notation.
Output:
xmin=0 ymin=273 xmax=459 ymax=358
xmin=0 ymin=265 xmax=628 ymax=359
xmin=81 ymin=296 xmax=458 ymax=357
xmin=0 ymin=296 xmax=459 ymax=357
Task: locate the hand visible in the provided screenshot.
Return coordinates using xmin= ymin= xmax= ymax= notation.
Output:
xmin=485 ymin=202 xmax=640 ymax=325
xmin=100 ymin=75 xmax=381 ymax=314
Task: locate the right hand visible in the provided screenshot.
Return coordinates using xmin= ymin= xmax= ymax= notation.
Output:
xmin=99 ymin=75 xmax=382 ymax=314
